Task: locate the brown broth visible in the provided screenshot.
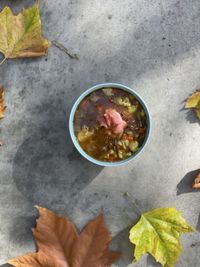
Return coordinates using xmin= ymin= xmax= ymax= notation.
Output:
xmin=74 ymin=88 xmax=147 ymax=162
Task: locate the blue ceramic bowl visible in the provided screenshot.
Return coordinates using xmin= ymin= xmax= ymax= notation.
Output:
xmin=69 ymin=83 xmax=151 ymax=167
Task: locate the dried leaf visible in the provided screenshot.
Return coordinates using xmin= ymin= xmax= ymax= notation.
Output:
xmin=8 ymin=207 xmax=120 ymax=267
xmin=0 ymin=85 xmax=5 ymax=119
xmin=192 ymin=172 xmax=200 ymax=189
xmin=8 ymin=251 xmax=60 ymax=267
xmin=0 ymin=3 xmax=50 ymax=61
xmin=129 ymin=207 xmax=195 ymax=267
xmin=71 ymin=214 xmax=120 ymax=267
xmin=185 ymin=90 xmax=200 ymax=120
xmin=32 ymin=207 xmax=77 ymax=266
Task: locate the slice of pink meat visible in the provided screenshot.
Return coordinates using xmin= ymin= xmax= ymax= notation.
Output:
xmin=98 ymin=108 xmax=127 ymax=135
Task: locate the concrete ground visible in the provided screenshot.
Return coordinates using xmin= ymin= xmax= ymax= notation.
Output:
xmin=0 ymin=0 xmax=200 ymax=266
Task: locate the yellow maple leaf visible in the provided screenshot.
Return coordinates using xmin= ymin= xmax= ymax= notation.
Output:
xmin=129 ymin=207 xmax=195 ymax=267
xmin=0 ymin=3 xmax=50 ymax=62
xmin=185 ymin=90 xmax=200 ymax=120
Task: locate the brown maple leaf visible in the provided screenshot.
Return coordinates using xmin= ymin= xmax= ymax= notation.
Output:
xmin=70 ymin=213 xmax=120 ymax=267
xmin=8 ymin=207 xmax=120 ymax=267
xmin=8 ymin=251 xmax=63 ymax=267
xmin=192 ymin=172 xmax=200 ymax=189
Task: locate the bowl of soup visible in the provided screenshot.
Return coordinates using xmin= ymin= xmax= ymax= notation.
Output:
xmin=69 ymin=83 xmax=151 ymax=166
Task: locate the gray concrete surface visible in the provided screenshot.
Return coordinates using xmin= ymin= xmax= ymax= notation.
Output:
xmin=0 ymin=0 xmax=200 ymax=266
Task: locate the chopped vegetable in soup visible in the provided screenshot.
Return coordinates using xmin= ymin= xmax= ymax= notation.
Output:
xmin=74 ymin=88 xmax=147 ymax=162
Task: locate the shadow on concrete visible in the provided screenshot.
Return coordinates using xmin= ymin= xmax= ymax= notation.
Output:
xmin=177 ymin=169 xmax=200 ymax=195
xmin=12 ymin=117 xmax=103 ymax=207
xmin=110 ymin=226 xmax=134 ymax=267
xmin=0 ymin=0 xmax=35 ymax=12
xmin=196 ymin=213 xmax=200 ymax=232
xmin=12 ymin=92 xmax=103 ymax=208
xmin=9 ymin=215 xmax=36 ymax=246
xmin=185 ymin=110 xmax=200 ymax=125
xmin=147 ymin=255 xmax=162 ymax=266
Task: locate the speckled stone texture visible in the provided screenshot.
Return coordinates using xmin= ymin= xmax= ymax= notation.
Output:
xmin=0 ymin=0 xmax=200 ymax=266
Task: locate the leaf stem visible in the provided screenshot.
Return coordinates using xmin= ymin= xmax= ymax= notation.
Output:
xmin=0 ymin=57 xmax=7 ymax=66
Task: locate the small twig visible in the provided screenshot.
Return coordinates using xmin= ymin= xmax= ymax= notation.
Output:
xmin=0 ymin=57 xmax=7 ymax=66
xmin=123 ymin=192 xmax=141 ymax=217
xmin=52 ymin=40 xmax=79 ymax=60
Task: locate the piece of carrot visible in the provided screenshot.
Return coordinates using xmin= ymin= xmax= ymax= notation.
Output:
xmin=108 ymin=155 xmax=116 ymax=161
xmin=112 ymin=88 xmax=118 ymax=94
xmin=122 ymin=134 xmax=134 ymax=141
xmin=138 ymin=128 xmax=146 ymax=134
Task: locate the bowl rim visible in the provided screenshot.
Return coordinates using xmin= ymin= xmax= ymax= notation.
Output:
xmin=69 ymin=83 xmax=151 ymax=167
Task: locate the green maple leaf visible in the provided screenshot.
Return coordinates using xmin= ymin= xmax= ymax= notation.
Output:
xmin=185 ymin=90 xmax=200 ymax=120
xmin=129 ymin=208 xmax=195 ymax=267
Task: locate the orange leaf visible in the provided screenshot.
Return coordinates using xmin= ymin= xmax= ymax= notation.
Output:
xmin=9 ymin=251 xmax=62 ymax=267
xmin=0 ymin=85 xmax=6 ymax=119
xmin=32 ymin=206 xmax=78 ymax=265
xmin=192 ymin=172 xmax=200 ymax=189
xmin=8 ymin=207 xmax=120 ymax=267
xmin=71 ymin=214 xmax=120 ymax=267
